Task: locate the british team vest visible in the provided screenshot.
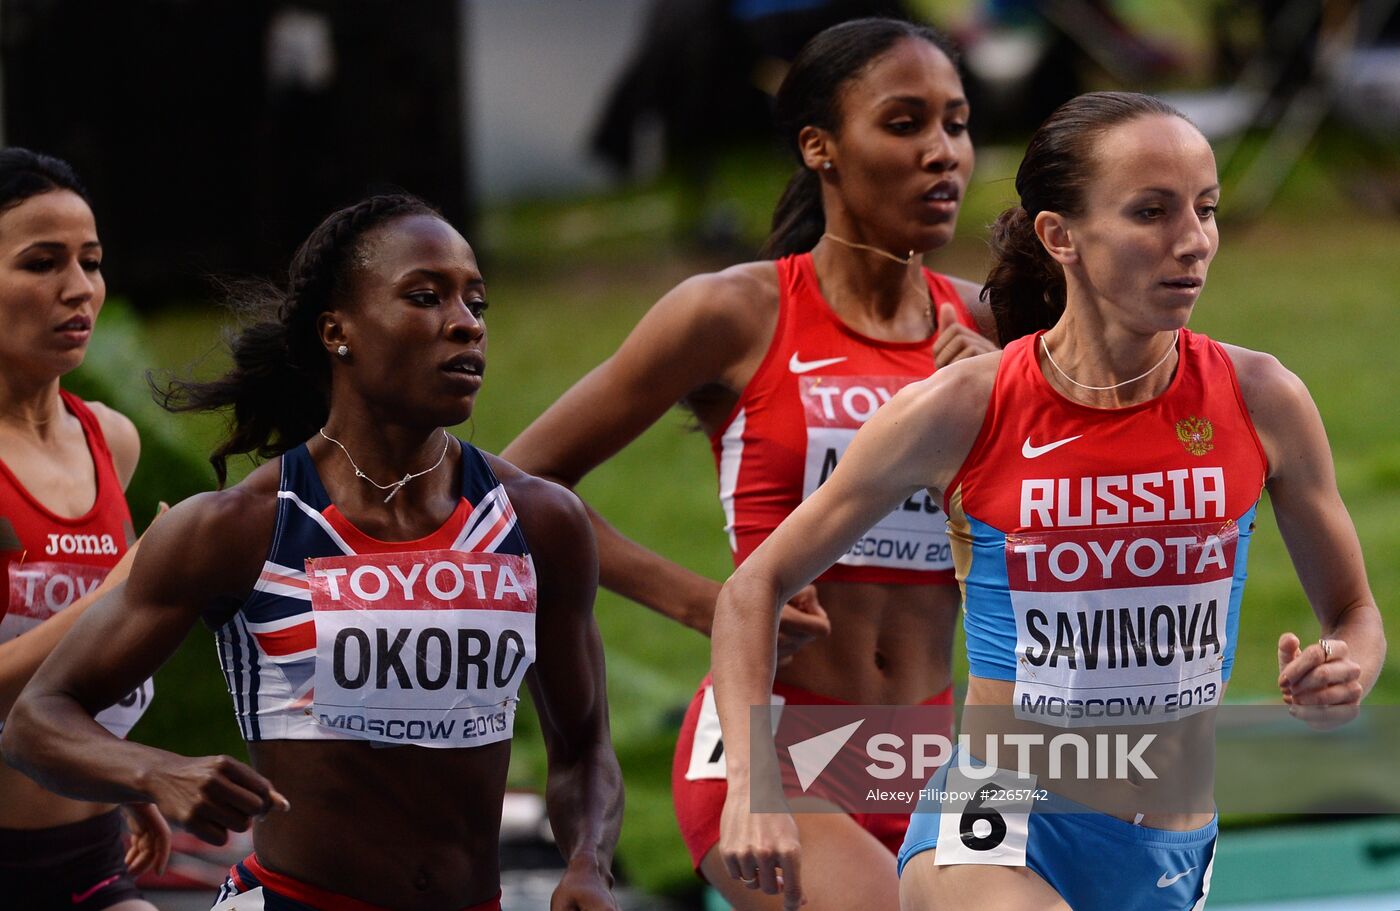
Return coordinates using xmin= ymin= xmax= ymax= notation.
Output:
xmin=0 ymin=390 xmax=152 ymax=737
xmin=220 ymin=440 xmax=536 ymax=748
xmin=710 ymin=252 xmax=977 ymax=584
xmin=947 ymin=330 xmax=1267 ymax=723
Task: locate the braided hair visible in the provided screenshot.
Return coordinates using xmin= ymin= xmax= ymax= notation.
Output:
xmin=158 ymin=193 xmax=439 ymax=486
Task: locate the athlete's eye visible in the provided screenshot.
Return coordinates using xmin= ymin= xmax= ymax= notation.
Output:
xmin=467 ymin=299 xmax=489 ymax=318
xmin=408 ymin=290 xmax=439 ymax=306
xmin=22 ymin=259 xmax=56 ymax=273
xmin=945 ymin=121 xmax=968 ymax=137
xmin=81 ymin=258 xmax=102 ymax=272
xmin=1197 ymin=204 xmax=1218 ymax=220
xmin=887 ymin=118 xmax=918 ymax=134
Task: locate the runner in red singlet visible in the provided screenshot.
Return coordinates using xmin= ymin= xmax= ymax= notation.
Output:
xmin=0 ymin=148 xmax=166 ymax=911
xmin=709 ymin=93 xmax=1385 ymax=911
xmin=3 ymin=194 xmax=622 ymax=911
xmin=504 ymin=19 xmax=997 ymax=910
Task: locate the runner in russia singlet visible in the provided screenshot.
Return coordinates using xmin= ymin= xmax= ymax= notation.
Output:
xmin=711 ymin=252 xmax=979 ymax=585
xmin=0 ymin=390 xmax=151 ymax=737
xmin=946 ymin=330 xmax=1267 ymax=723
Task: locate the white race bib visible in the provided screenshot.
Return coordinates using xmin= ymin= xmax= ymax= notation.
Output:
xmin=1 ymin=560 xmax=154 ymax=738
xmin=306 ymin=549 xmax=536 ymax=748
xmin=799 ymin=375 xmax=950 ymax=572
xmin=685 ymin=685 xmax=786 ymax=781
xmin=933 ymin=761 xmax=1035 ymax=867
xmin=1008 ymin=521 xmax=1236 ymax=726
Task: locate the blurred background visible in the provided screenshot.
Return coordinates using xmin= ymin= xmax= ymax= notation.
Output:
xmin=3 ymin=0 xmax=1399 ymax=908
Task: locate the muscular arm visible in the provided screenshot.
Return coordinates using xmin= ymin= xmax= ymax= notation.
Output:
xmin=503 ymin=265 xmax=776 ymax=633
xmin=501 ymin=461 xmax=621 ymax=906
xmin=708 ymin=355 xmax=995 ymax=904
xmin=711 ymin=355 xmax=995 ymax=783
xmin=1 ymin=482 xmax=285 ymax=843
xmin=1229 ymin=346 xmax=1386 ymax=703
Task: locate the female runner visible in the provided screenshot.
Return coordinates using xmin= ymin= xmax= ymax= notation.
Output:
xmin=0 ymin=147 xmax=167 ymax=911
xmin=504 ymin=17 xmax=996 ymax=910
xmin=3 ymin=193 xmax=623 ymax=911
xmin=709 ymin=91 xmax=1385 ymax=911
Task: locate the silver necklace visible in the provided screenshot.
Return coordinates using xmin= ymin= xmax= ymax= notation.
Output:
xmin=318 ymin=428 xmax=451 ymax=503
xmin=1040 ymin=330 xmax=1179 ymax=392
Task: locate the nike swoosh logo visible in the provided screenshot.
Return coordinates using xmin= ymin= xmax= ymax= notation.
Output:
xmin=789 ymin=353 xmax=848 ymax=374
xmin=1156 ymin=868 xmax=1195 ymax=888
xmin=72 ymin=874 xmax=121 ymax=904
xmin=1021 ymin=434 xmax=1082 ymax=459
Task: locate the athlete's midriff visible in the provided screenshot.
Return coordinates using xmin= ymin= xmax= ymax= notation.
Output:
xmin=963 ymin=675 xmax=1217 ymax=832
xmin=774 ymin=581 xmax=960 ymax=705
xmin=249 ymin=739 xmax=509 ymax=908
xmin=0 ymin=762 xmax=117 ymax=829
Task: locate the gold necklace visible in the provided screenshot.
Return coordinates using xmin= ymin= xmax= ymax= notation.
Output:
xmin=821 ymin=233 xmax=934 ymax=333
xmin=822 ymin=232 xmax=915 ymax=266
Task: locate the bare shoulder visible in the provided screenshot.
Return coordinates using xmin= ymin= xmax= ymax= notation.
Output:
xmin=134 ymin=459 xmax=281 ymax=606
xmin=904 ymin=349 xmax=1002 ymax=415
xmin=483 ymin=452 xmax=590 ymax=539
xmin=483 ymin=452 xmax=596 ymax=593
xmin=654 ymin=260 xmax=779 ymax=338
xmin=84 ymin=400 xmax=141 ymax=486
xmin=892 ymin=351 xmax=1002 ymax=480
xmin=1218 ymin=342 xmax=1313 ymax=418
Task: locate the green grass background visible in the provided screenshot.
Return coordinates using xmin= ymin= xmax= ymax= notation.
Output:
xmin=82 ymin=137 xmax=1400 ymax=899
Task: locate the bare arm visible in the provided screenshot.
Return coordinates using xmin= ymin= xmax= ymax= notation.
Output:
xmin=502 ymin=462 xmax=621 ymax=911
xmin=1228 ymin=347 xmax=1386 ymax=709
xmin=1 ymin=485 xmax=288 ymax=844
xmin=503 ymin=265 xmax=827 ymax=649
xmin=710 ymin=355 xmax=997 ymax=907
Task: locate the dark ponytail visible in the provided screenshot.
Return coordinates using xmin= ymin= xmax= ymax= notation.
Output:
xmin=982 ymin=91 xmax=1190 ymax=342
xmin=760 ymin=17 xmax=958 ymax=259
xmin=156 ymin=193 xmax=439 ymax=486
xmin=0 ymin=147 xmax=90 ymax=213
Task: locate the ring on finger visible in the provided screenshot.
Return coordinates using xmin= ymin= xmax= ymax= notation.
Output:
xmin=1320 ymin=638 xmax=1333 ymax=660
xmin=739 ymin=875 xmax=757 ymax=885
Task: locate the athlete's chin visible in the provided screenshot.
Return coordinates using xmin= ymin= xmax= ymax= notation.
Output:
xmin=912 ymin=220 xmax=958 ymax=255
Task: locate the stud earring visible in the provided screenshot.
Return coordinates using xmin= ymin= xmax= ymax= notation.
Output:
xmin=821 ymin=161 xmax=833 ymax=171
xmin=336 ymin=345 xmax=349 ymax=358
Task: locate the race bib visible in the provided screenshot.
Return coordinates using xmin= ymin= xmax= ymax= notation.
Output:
xmin=684 ymin=684 xmax=786 ymax=781
xmin=1008 ymin=521 xmax=1237 ymax=726
xmin=800 ymin=375 xmax=950 ymax=571
xmin=306 ymin=549 xmax=536 ymax=748
xmin=1 ymin=560 xmax=154 ymax=738
xmin=934 ymin=761 xmax=1035 ymax=867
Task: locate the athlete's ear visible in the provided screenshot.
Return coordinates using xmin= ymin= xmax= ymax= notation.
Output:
xmin=797 ymin=125 xmax=835 ymax=175
xmin=318 ymin=310 xmax=348 ymax=359
xmin=1034 ymin=211 xmax=1078 ymax=266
